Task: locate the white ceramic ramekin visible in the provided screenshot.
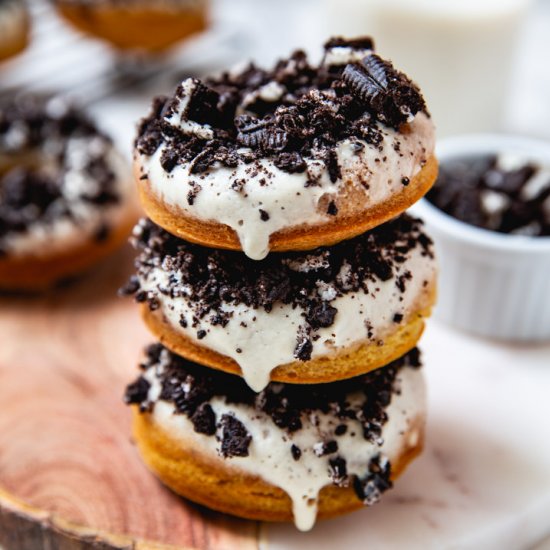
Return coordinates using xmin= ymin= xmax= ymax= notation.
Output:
xmin=411 ymin=134 xmax=550 ymax=342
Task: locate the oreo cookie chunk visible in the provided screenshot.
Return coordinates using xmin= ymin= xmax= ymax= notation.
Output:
xmin=427 ymin=154 xmax=550 ymax=236
xmin=136 ymin=37 xmax=428 ymax=179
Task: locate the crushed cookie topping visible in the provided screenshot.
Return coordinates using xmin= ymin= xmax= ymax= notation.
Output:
xmin=125 ymin=342 xmax=421 ymax=494
xmin=0 ymin=95 xmax=120 ymax=255
xmin=120 ymin=215 xmax=433 ymax=359
xmin=135 ymin=37 xmax=427 ymax=184
xmin=427 ymin=153 xmax=550 ymax=236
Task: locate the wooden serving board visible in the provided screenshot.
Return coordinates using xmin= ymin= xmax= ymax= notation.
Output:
xmin=0 ymin=246 xmax=259 ymax=550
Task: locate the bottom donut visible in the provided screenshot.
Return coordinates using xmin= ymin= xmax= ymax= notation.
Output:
xmin=125 ymin=344 xmax=426 ymax=531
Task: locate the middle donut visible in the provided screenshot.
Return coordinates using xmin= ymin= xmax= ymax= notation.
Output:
xmin=122 ymin=214 xmax=436 ymax=391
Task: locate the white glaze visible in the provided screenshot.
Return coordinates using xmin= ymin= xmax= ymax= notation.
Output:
xmin=137 ymin=238 xmax=436 ymax=392
xmin=0 ymin=136 xmax=134 ymax=258
xmin=140 ymin=107 xmax=433 ymax=260
xmin=144 ymin=364 xmax=426 ymax=531
xmin=241 ymin=81 xmax=286 ymax=112
xmin=264 ymin=321 xmax=550 ymax=547
xmin=322 ymin=46 xmax=373 ymax=66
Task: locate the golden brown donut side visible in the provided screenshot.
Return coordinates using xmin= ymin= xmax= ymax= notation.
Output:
xmin=140 ymin=284 xmax=435 ymax=384
xmin=0 ymin=214 xmax=136 ymax=291
xmin=56 ymin=3 xmax=208 ymax=52
xmin=0 ymin=8 xmax=29 ymax=62
xmin=135 ymin=155 xmax=438 ymax=253
xmin=132 ymin=407 xmax=425 ymax=523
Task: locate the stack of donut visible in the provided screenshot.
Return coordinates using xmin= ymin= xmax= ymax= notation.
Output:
xmin=122 ymin=37 xmax=438 ymax=531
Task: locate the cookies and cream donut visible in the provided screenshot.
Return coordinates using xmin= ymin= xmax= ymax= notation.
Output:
xmin=120 ymin=214 xmax=436 ymax=391
xmin=54 ymin=0 xmax=209 ymax=53
xmin=0 ymin=0 xmax=29 ymax=63
xmin=135 ymin=37 xmax=437 ymax=260
xmin=0 ymin=95 xmax=137 ymax=290
xmin=125 ymin=343 xmax=426 ymax=530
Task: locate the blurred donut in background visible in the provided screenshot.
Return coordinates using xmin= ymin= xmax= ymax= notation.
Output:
xmin=0 ymin=94 xmax=138 ymax=291
xmin=53 ymin=0 xmax=210 ymax=54
xmin=0 ymin=0 xmax=30 ymax=63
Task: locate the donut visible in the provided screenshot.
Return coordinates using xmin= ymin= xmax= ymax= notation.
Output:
xmin=0 ymin=0 xmax=29 ymax=63
xmin=54 ymin=0 xmax=209 ymax=53
xmin=125 ymin=343 xmax=426 ymax=530
xmin=120 ymin=214 xmax=436 ymax=391
xmin=134 ymin=37 xmax=437 ymax=260
xmin=0 ymin=95 xmax=137 ymax=291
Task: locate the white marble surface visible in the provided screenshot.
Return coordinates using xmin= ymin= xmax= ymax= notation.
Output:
xmin=261 ymin=320 xmax=550 ymax=550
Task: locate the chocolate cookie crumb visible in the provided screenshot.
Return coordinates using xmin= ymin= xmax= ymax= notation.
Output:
xmin=124 ymin=377 xmax=150 ymax=405
xmin=126 ymin=344 xmax=421 ymax=451
xmin=329 ymin=456 xmax=348 ymax=486
xmin=274 ymin=152 xmax=307 ymax=173
xmin=353 ymin=454 xmax=392 ymax=505
xmin=427 ymin=153 xmax=550 ymax=236
xmin=118 ymin=275 xmax=140 ymax=296
xmin=335 ymin=424 xmax=348 ymax=436
xmin=342 ymin=55 xmax=425 ymax=129
xmin=219 ymin=414 xmax=252 ymax=458
xmin=191 ymin=403 xmax=216 ymax=435
xmin=160 ymin=148 xmax=179 ymax=172
xmin=124 ymin=215 xmax=433 ymax=350
xmin=135 ymin=38 xmax=427 ymax=195
xmin=314 ymin=440 xmax=338 ymax=457
xmin=306 ymin=302 xmax=338 ymax=329
xmin=294 ymin=336 xmax=313 ymax=361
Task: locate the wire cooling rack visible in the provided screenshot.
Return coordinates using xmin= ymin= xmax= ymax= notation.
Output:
xmin=0 ymin=0 xmax=247 ymax=105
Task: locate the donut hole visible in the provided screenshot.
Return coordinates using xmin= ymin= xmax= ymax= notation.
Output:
xmin=0 ymin=146 xmax=66 ymax=204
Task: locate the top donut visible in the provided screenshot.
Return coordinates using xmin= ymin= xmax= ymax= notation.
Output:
xmin=135 ymin=37 xmax=437 ymax=260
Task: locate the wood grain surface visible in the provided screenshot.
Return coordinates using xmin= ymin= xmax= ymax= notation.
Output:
xmin=0 ymin=246 xmax=259 ymax=550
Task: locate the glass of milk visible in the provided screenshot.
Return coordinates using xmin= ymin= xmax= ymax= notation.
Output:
xmin=324 ymin=0 xmax=532 ymax=137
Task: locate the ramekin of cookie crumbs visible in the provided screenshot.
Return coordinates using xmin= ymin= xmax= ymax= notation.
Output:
xmin=412 ymin=134 xmax=550 ymax=341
